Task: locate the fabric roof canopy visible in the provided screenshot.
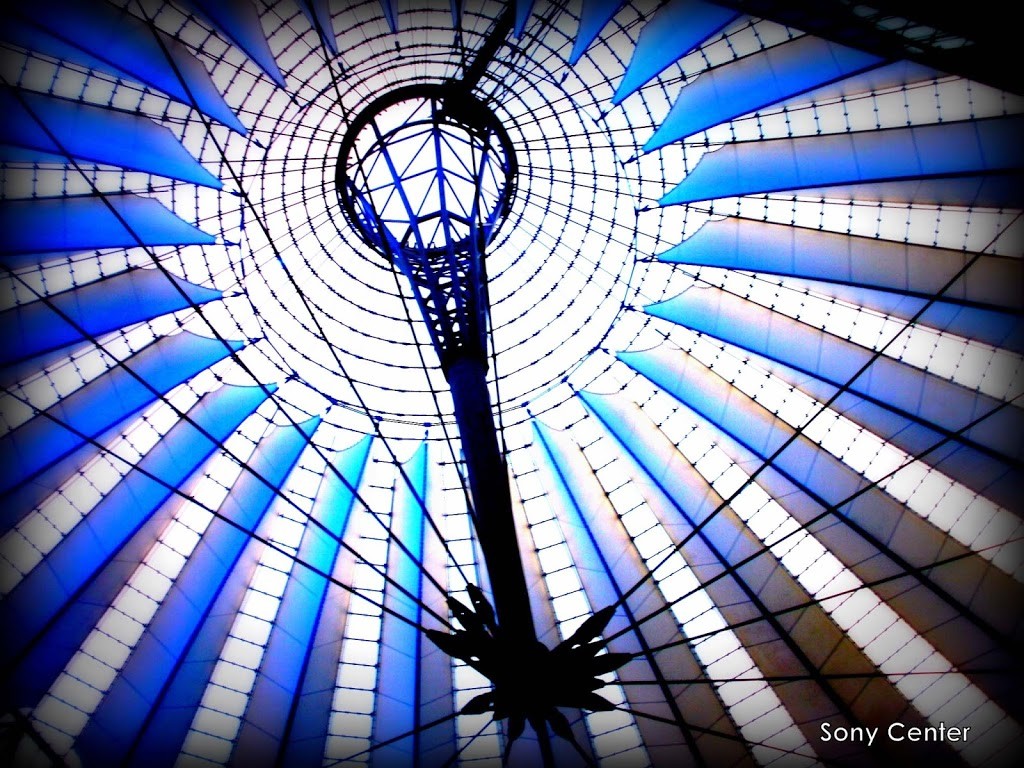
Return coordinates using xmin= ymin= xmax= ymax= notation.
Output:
xmin=1 ymin=1 xmax=1021 ymax=766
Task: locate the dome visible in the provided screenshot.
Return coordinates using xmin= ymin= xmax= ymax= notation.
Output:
xmin=1 ymin=1 xmax=1022 ymax=766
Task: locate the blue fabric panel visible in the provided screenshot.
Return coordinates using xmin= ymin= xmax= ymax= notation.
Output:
xmin=186 ymin=0 xmax=286 ymax=87
xmin=0 ymin=433 xmax=100 ymax=537
xmin=533 ymin=421 xmax=670 ymax=661
xmin=791 ymin=174 xmax=1024 ymax=209
xmin=2 ymin=269 xmax=223 ymax=365
xmin=374 ymin=443 xmax=428 ymax=765
xmin=612 ymin=348 xmax=1020 ymax=649
xmin=2 ymin=488 xmax=177 ymax=712
xmin=644 ymin=288 xmax=1023 ymax=461
xmin=0 ymin=195 xmax=215 ymax=257
xmin=232 ymin=436 xmax=372 ymax=764
xmin=569 ymin=0 xmax=626 ymax=65
xmin=296 ymin=0 xmax=337 ymax=54
xmin=645 ymin=36 xmax=882 ymax=150
xmin=0 ymin=146 xmax=70 ymax=165
xmin=81 ymin=419 xmax=317 ymax=766
xmin=660 ymin=115 xmax=1024 ymax=205
xmin=0 ymin=385 xmax=272 ymax=705
xmin=782 ymin=60 xmax=939 ymax=110
xmin=278 ymin=596 xmax=348 ymax=767
xmin=0 ymin=90 xmax=221 ymax=188
xmin=575 ymin=391 xmax=990 ymax=751
xmin=4 ymin=8 xmax=245 ymax=134
xmin=613 ymin=0 xmax=739 ymax=104
xmin=659 ymin=218 xmax=1023 ymax=311
xmin=0 ymin=332 xmax=243 ymax=494
xmin=762 ymin=275 xmax=1023 ymax=353
xmin=0 ymin=376 xmax=273 ymax=538
xmin=733 ymin=350 xmax=1022 ymax=511
xmin=1 ymin=342 xmax=92 ymax=391
xmin=533 ymin=423 xmax=619 ymax=611
xmin=380 ymin=0 xmax=399 ymax=33
xmin=917 ymin=304 xmax=1022 ymax=354
xmin=514 ymin=0 xmax=535 ymax=38
xmin=533 ymin=418 xmax=765 ymax=765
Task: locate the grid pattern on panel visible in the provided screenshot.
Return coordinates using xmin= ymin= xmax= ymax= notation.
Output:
xmin=1 ymin=2 xmax=1022 ymax=767
xmin=438 ymin=461 xmax=502 ymax=766
xmin=26 ymin=412 xmax=271 ymax=758
xmin=571 ymin=414 xmax=817 ymax=767
xmin=0 ymin=324 xmax=170 ymax=435
xmin=0 ymin=372 xmax=217 ymax=593
xmin=629 ymin=381 xmax=1020 ymax=765
xmin=322 ymin=465 xmax=394 ymax=767
xmin=509 ymin=448 xmax=649 ymax=767
xmin=659 ymin=330 xmax=1023 ymax=579
xmin=683 ymin=268 xmax=1022 ymax=403
xmin=176 ymin=447 xmax=326 ymax=766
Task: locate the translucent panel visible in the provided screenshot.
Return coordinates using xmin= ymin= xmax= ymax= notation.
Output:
xmin=0 ymin=90 xmax=221 ymax=188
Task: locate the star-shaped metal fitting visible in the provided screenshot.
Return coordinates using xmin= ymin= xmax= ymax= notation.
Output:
xmin=426 ymin=584 xmax=632 ymax=759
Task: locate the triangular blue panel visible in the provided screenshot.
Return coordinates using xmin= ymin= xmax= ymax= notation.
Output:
xmin=186 ymin=0 xmax=287 ymax=87
xmin=514 ymin=0 xmax=534 ymax=38
xmin=659 ymin=218 xmax=1022 ymax=311
xmin=0 ymin=332 xmax=245 ymax=494
xmin=0 ymin=89 xmax=221 ymax=188
xmin=0 ymin=384 xmax=274 ymax=700
xmin=533 ymin=424 xmax=618 ymax=593
xmin=613 ymin=0 xmax=739 ymax=104
xmin=380 ymin=0 xmax=399 ymax=33
xmin=643 ymin=288 xmax=1024 ymax=461
xmin=658 ymin=221 xmax=1022 ymax=351
xmin=0 ymin=341 xmax=90 ymax=391
xmin=77 ymin=420 xmax=317 ymax=766
xmin=0 ymin=146 xmax=68 ymax=165
xmin=781 ymin=59 xmax=940 ymax=110
xmin=791 ymin=175 xmax=1024 ymax=209
xmin=0 ymin=195 xmax=215 ymax=261
xmin=569 ymin=0 xmax=626 ymax=66
xmin=296 ymin=0 xmax=338 ymax=55
xmin=646 ymin=36 xmax=882 ymax=151
xmin=4 ymin=7 xmax=245 ymax=134
xmin=659 ymin=115 xmax=1024 ymax=205
xmin=235 ymin=435 xmax=372 ymax=764
xmin=2 ymin=269 xmax=223 ymax=365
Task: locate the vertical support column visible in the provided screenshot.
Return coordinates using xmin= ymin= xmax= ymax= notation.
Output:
xmin=446 ymin=358 xmax=536 ymax=649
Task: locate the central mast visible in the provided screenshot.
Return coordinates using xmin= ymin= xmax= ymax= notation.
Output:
xmin=336 ymin=82 xmax=536 ymax=648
